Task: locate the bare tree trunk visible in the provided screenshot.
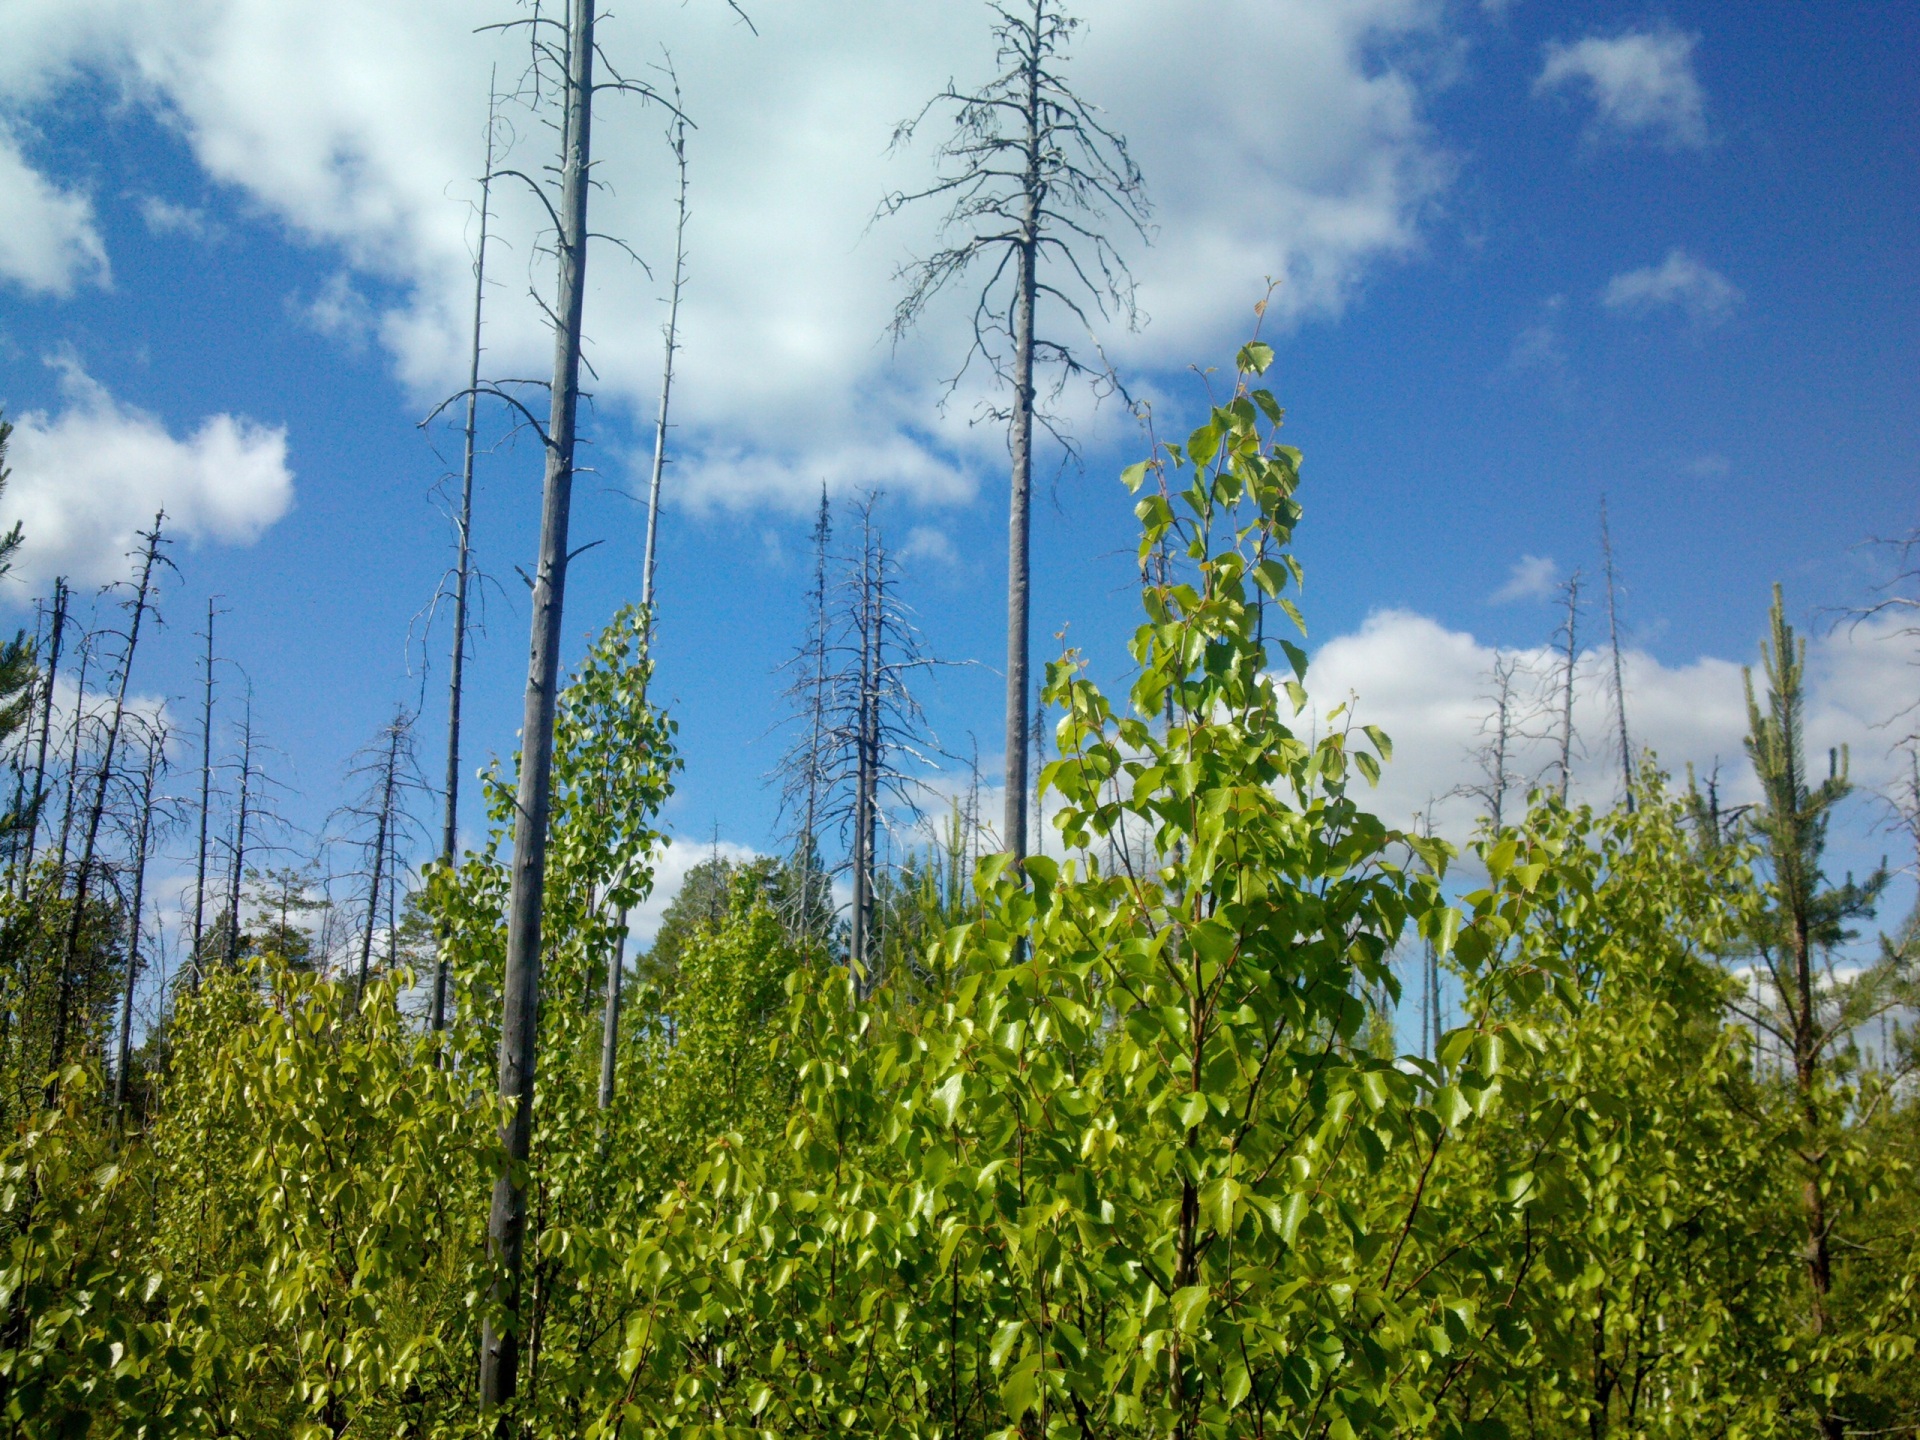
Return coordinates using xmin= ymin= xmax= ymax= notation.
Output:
xmin=357 ymin=723 xmax=400 ymax=1013
xmin=481 ymin=0 xmax=595 ymax=1412
xmin=596 ymin=910 xmax=626 ymax=1111
xmin=113 ymin=731 xmax=161 ymax=1124
xmin=225 ymin=697 xmax=253 ymax=971
xmin=1600 ymin=499 xmax=1633 ymax=813
xmin=1002 ymin=51 xmax=1040 ymax=863
xmin=55 ymin=633 xmax=91 ymax=880
xmin=49 ymin=518 xmax=163 ymax=1104
xmin=1557 ymin=573 xmax=1580 ymax=804
xmin=192 ymin=600 xmax=215 ymax=986
xmin=18 ymin=578 xmax=64 ymax=896
xmin=596 ymin=104 xmax=689 ymax=1107
xmin=434 ymin=94 xmax=497 ymax=1039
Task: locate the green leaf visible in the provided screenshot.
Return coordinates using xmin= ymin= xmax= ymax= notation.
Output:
xmin=1237 ymin=340 xmax=1275 ymax=375
xmin=1171 ymin=1284 xmax=1210 ymax=1333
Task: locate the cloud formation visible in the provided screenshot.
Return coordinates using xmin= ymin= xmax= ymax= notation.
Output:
xmin=0 ymin=127 xmax=109 ymax=297
xmin=1536 ymin=27 xmax=1709 ymax=151
xmin=1306 ymin=608 xmax=1913 ymax=850
xmin=1 ymin=360 xmax=295 ymax=586
xmin=1491 ymin=554 xmax=1560 ymax=603
xmin=0 ymin=0 xmax=1453 ymax=514
xmin=1602 ymin=249 xmax=1742 ymax=327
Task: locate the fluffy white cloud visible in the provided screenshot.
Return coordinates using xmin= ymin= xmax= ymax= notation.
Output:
xmin=1535 ymin=27 xmax=1708 ymax=151
xmin=1305 ymin=608 xmax=1914 ymax=848
xmin=1602 ymin=249 xmax=1742 ymax=326
xmin=1491 ymin=554 xmax=1559 ymax=603
xmin=2 ymin=359 xmax=294 ymax=586
xmin=0 ymin=127 xmax=109 ymax=297
xmin=0 ymin=0 xmax=1453 ymax=513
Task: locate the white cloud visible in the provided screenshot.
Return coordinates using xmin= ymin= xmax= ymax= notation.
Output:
xmin=1491 ymin=554 xmax=1559 ymax=603
xmin=900 ymin=525 xmax=960 ymax=569
xmin=1535 ymin=27 xmax=1708 ymax=151
xmin=0 ymin=0 xmax=1454 ymax=515
xmin=1305 ymin=608 xmax=1915 ymax=849
xmin=138 ymin=193 xmax=217 ymax=240
xmin=1602 ymin=249 xmax=1742 ymax=327
xmin=627 ymin=836 xmax=761 ymax=947
xmin=0 ymin=126 xmax=109 ymax=297
xmin=2 ymin=358 xmax=294 ymax=586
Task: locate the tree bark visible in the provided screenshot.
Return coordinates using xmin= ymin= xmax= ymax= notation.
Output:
xmin=480 ymin=0 xmax=594 ymax=1413
xmin=18 ymin=578 xmax=64 ymax=895
xmin=191 ymin=601 xmax=215 ymax=986
xmin=224 ymin=699 xmax=253 ymax=971
xmin=49 ymin=519 xmax=161 ymax=1104
xmin=112 ymin=735 xmax=159 ymax=1124
xmin=434 ymin=114 xmax=494 ymax=1039
xmin=1001 ymin=45 xmax=1040 ymax=864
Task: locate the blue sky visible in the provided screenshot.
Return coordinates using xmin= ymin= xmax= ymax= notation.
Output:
xmin=0 ymin=0 xmax=1914 ymax=949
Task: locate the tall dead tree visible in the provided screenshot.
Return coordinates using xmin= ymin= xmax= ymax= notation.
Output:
xmin=113 ymin=721 xmax=166 ymax=1124
xmin=55 ymin=628 xmax=93 ymax=881
xmin=881 ymin=0 xmax=1148 ymax=862
xmin=354 ymin=711 xmax=413 ymax=1012
xmin=481 ymin=0 xmax=601 ymax=1410
xmin=191 ymin=600 xmax=217 ymax=985
xmin=49 ymin=517 xmax=166 ymax=1103
xmin=599 ymin=87 xmax=692 ymax=1112
xmin=18 ymin=577 xmax=65 ymax=894
xmin=1553 ymin=571 xmax=1582 ymax=803
xmin=1460 ymin=652 xmax=1525 ymax=832
xmin=1600 ymin=497 xmax=1634 ymax=812
xmin=433 ymin=93 xmax=499 ymax=1038
xmin=776 ymin=488 xmax=835 ymax=944
xmin=224 ymin=693 xmax=255 ymax=971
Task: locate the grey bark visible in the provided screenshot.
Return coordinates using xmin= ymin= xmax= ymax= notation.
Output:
xmin=356 ymin=718 xmax=403 ymax=1012
xmin=18 ymin=578 xmax=64 ymax=895
xmin=1556 ymin=572 xmax=1581 ymax=804
xmin=49 ymin=518 xmax=163 ymax=1104
xmin=113 ymin=729 xmax=162 ymax=1123
xmin=481 ymin=0 xmax=596 ymax=1411
xmin=224 ymin=696 xmax=253 ymax=971
xmin=597 ymin=100 xmax=688 ymax=1110
xmin=434 ymin=99 xmax=496 ymax=1038
xmin=1600 ymin=498 xmax=1634 ymax=812
xmin=191 ymin=600 xmax=215 ymax=985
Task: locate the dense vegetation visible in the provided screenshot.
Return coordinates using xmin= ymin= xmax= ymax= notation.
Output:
xmin=0 ymin=344 xmax=1914 ymax=1438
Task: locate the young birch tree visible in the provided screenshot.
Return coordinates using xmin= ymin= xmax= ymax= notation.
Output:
xmin=881 ymin=0 xmax=1148 ymax=861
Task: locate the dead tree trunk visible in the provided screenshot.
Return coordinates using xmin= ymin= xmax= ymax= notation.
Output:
xmin=1555 ymin=572 xmax=1581 ymax=803
xmin=224 ymin=695 xmax=254 ymax=971
xmin=191 ymin=600 xmax=216 ymax=986
xmin=18 ymin=578 xmax=64 ymax=895
xmin=49 ymin=518 xmax=164 ymax=1103
xmin=1601 ymin=499 xmax=1634 ymax=812
xmin=434 ymin=98 xmax=497 ymax=1039
xmin=357 ymin=718 xmax=403 ymax=1012
xmin=482 ymin=0 xmax=596 ymax=1411
xmin=113 ymin=727 xmax=163 ymax=1124
xmin=55 ymin=631 xmax=91 ymax=881
xmin=1001 ymin=61 xmax=1039 ymax=862
xmin=597 ymin=98 xmax=690 ymax=1111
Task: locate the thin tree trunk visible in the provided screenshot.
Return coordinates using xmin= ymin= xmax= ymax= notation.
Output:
xmin=481 ymin=0 xmax=595 ymax=1412
xmin=1600 ymin=499 xmax=1633 ymax=812
xmin=1001 ymin=47 xmax=1040 ymax=863
xmin=192 ymin=600 xmax=215 ymax=986
xmin=225 ymin=697 xmax=253 ymax=971
xmin=55 ymin=634 xmax=91 ymax=880
xmin=596 ymin=108 xmax=688 ymax=1104
xmin=49 ymin=519 xmax=162 ymax=1104
xmin=1557 ymin=573 xmax=1579 ymax=803
xmin=357 ymin=724 xmax=400 ymax=1013
xmin=435 ymin=92 xmax=497 ymax=1039
xmin=18 ymin=578 xmax=64 ymax=895
xmin=113 ymin=733 xmax=160 ymax=1124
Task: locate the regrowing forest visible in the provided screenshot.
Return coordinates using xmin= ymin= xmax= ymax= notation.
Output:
xmin=2 ymin=3 xmax=1918 ymax=1438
